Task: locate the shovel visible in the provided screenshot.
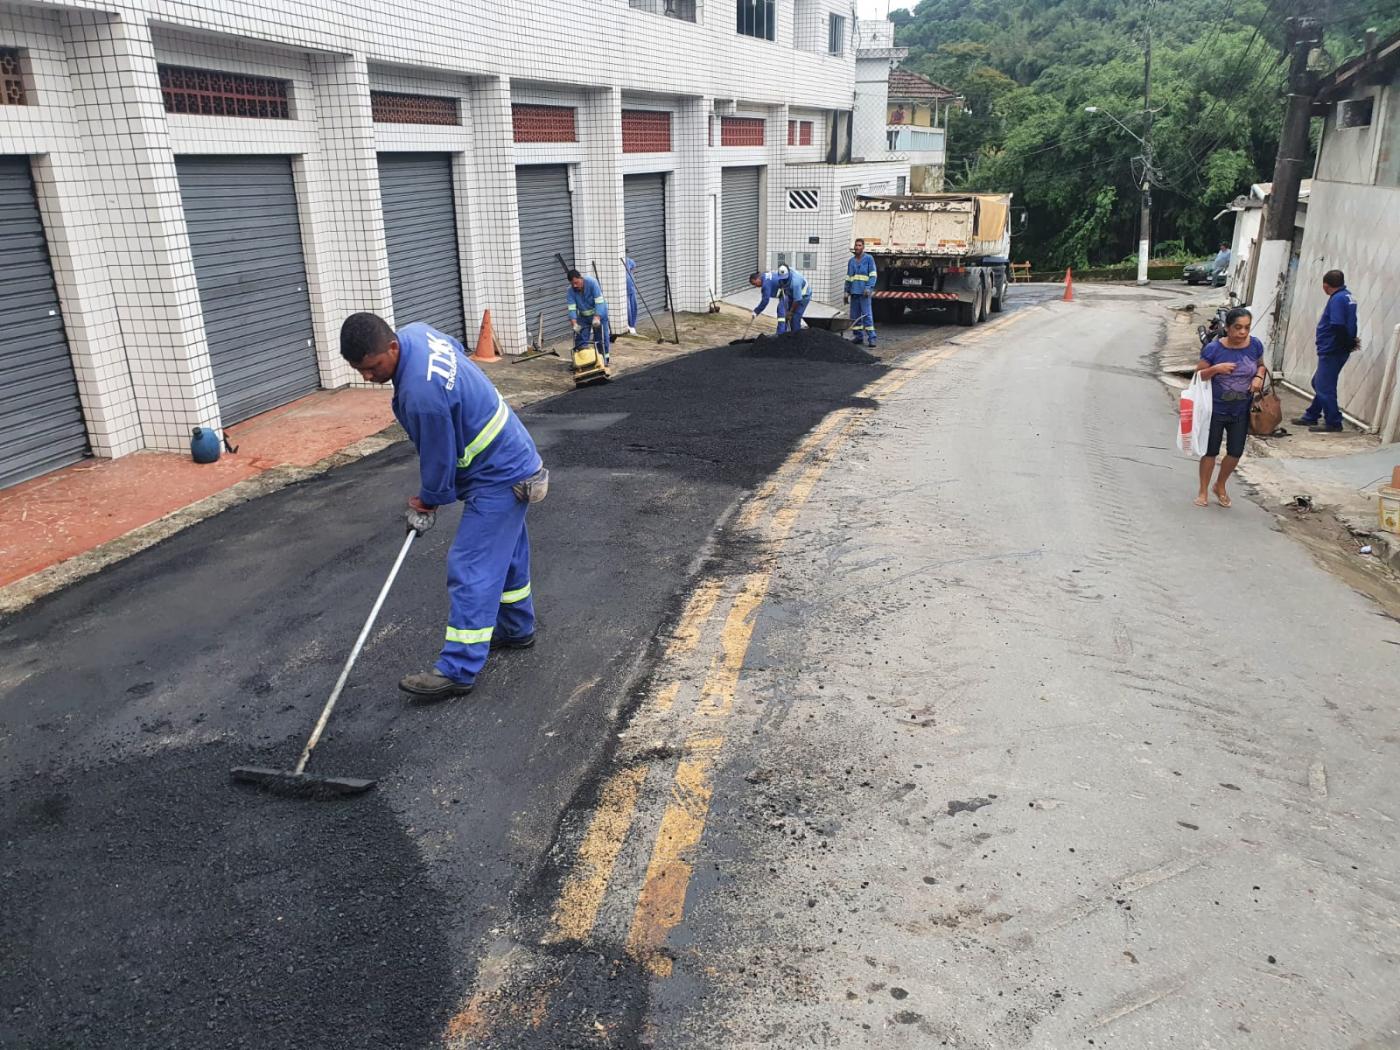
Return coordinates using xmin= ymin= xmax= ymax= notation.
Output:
xmin=231 ymin=530 xmax=417 ymax=797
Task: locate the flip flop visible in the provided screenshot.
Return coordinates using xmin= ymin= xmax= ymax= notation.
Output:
xmin=1194 ymin=494 xmax=1209 ymax=507
xmin=1215 ymin=490 xmax=1232 ymax=508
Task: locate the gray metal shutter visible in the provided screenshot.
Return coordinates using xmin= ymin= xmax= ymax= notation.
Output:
xmin=177 ymin=156 xmax=319 ymax=424
xmin=721 ymin=166 xmax=762 ymax=293
xmin=0 ymin=158 xmax=88 ymax=488
xmin=515 ymin=166 xmax=575 ymax=347
xmin=378 ymin=153 xmax=465 ymax=342
xmin=623 ymin=173 xmax=668 ymax=320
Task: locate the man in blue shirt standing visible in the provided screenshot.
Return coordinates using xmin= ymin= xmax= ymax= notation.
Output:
xmin=624 ymin=255 xmax=639 ymax=336
xmin=340 ymin=313 xmax=547 ymax=699
xmin=845 ymin=238 xmax=878 ymax=347
xmin=567 ymin=269 xmax=611 ymax=365
xmin=1293 ymin=269 xmax=1360 ymax=433
xmin=1212 ymin=243 xmax=1231 ymax=287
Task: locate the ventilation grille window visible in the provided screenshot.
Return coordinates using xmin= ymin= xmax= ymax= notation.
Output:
xmin=160 ymin=65 xmax=290 ymax=119
xmin=371 ymin=91 xmax=459 ymax=125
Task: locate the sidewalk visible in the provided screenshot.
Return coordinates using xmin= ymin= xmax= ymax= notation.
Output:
xmin=1160 ymin=297 xmax=1400 ymax=575
xmin=0 ymin=311 xmax=756 ymax=613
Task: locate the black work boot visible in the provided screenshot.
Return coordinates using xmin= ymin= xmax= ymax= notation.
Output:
xmin=399 ymin=671 xmax=474 ymax=699
xmin=490 ymin=633 xmax=536 ymax=651
xmin=1291 ymin=416 xmax=1318 ymax=427
xmin=1308 ymin=423 xmax=1344 ymax=433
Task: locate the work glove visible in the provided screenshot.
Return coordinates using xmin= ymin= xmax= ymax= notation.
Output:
xmin=592 ymin=316 xmax=602 ymax=329
xmin=752 ymin=308 xmax=761 ymax=318
xmin=571 ymin=321 xmax=581 ymax=333
xmin=513 ymin=466 xmax=550 ymax=504
xmin=404 ymin=504 xmax=436 ymax=535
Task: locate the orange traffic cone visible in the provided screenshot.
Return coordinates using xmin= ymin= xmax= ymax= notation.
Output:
xmin=1062 ymin=268 xmax=1075 ymax=302
xmin=471 ymin=310 xmax=501 ymax=362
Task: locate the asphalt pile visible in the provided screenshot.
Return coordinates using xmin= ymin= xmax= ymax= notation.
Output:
xmin=741 ymin=328 xmax=879 ymax=365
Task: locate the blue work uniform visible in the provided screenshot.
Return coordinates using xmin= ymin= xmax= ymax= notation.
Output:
xmin=846 ymin=253 xmax=878 ymax=345
xmin=777 ymin=269 xmax=811 ymax=335
xmin=392 ymin=323 xmax=543 ymax=685
xmin=567 ymin=276 xmax=611 ymax=363
xmin=1302 ymin=285 xmax=1360 ymax=429
xmin=625 ymin=258 xmax=639 ymax=330
xmin=752 ymin=271 xmax=784 ymax=319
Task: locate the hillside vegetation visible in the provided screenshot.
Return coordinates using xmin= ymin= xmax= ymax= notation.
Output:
xmin=891 ymin=0 xmax=1399 ymax=267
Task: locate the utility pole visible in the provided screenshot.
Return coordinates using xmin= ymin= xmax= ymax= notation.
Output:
xmin=1253 ymin=15 xmax=1323 ymax=357
xmin=1137 ymin=7 xmax=1153 ymax=286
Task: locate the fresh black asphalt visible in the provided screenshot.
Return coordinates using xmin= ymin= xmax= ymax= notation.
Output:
xmin=0 ymin=332 xmax=882 ymax=1049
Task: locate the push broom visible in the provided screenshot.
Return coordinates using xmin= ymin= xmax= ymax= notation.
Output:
xmin=231 ymin=529 xmax=417 ymax=797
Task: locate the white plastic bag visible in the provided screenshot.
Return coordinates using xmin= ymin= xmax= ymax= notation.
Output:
xmin=1176 ymin=371 xmax=1213 ymax=458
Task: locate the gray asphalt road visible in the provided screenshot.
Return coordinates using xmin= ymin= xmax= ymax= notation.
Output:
xmin=637 ymin=291 xmax=1400 ymax=1047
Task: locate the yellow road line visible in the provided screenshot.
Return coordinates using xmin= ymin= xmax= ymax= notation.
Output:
xmin=545 ymin=764 xmax=649 ymax=944
xmin=663 ymin=577 xmax=726 ymax=659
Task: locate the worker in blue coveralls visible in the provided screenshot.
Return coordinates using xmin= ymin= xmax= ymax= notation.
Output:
xmin=750 ymin=265 xmax=811 ymax=335
xmin=624 ymin=255 xmax=640 ymax=336
xmin=339 ymin=313 xmax=548 ymax=700
xmin=566 ymin=269 xmax=610 ymax=364
xmin=1292 ymin=268 xmax=1360 ymax=433
xmin=845 ymin=238 xmax=878 ymax=346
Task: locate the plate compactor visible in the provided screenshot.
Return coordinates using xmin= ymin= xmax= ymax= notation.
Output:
xmin=572 ymin=326 xmax=610 ymax=387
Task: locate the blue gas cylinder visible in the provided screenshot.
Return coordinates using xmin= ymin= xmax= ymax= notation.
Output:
xmin=190 ymin=427 xmax=221 ymax=464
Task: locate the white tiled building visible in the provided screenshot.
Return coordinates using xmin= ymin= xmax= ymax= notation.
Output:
xmin=0 ymin=0 xmax=909 ymax=486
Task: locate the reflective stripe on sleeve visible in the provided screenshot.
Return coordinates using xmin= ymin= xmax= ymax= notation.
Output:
xmin=445 ymin=625 xmax=494 ymax=645
xmin=457 ymin=395 xmax=509 ymax=469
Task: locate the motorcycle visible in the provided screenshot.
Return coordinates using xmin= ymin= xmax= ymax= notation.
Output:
xmin=1197 ymin=292 xmax=1243 ymax=348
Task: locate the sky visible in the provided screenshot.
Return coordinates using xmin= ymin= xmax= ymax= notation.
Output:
xmin=855 ymin=0 xmax=893 ymax=17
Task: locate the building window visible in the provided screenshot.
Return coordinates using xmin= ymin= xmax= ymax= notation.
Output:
xmin=786 ymin=119 xmax=814 ymax=146
xmin=159 ymin=65 xmax=291 ymax=119
xmin=737 ymin=0 xmax=776 ymax=41
xmin=828 ymin=14 xmax=847 ymax=55
xmin=1339 ymin=97 xmax=1374 ymax=129
xmin=623 ymin=109 xmax=672 ymax=152
xmin=512 ymin=103 xmax=577 ymax=143
xmin=371 ymin=91 xmax=458 ymax=125
xmin=840 ymin=185 xmax=860 ymax=214
xmin=629 ymin=0 xmax=697 ymax=20
xmin=721 ymin=116 xmax=765 ymax=147
xmin=896 ymin=175 xmax=907 ymax=195
xmin=1 ymin=48 xmax=26 ymax=106
xmin=787 ymin=188 xmax=819 ymax=211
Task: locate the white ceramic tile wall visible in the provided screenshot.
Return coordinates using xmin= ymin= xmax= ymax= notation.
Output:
xmin=1 ymin=0 xmax=904 ymax=464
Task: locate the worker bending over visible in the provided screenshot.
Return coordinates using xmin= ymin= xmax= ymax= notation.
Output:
xmin=567 ymin=269 xmax=611 ymax=364
xmin=750 ymin=265 xmax=812 ymax=335
xmin=845 ymin=238 xmax=878 ymax=347
xmin=340 ymin=313 xmax=548 ymax=700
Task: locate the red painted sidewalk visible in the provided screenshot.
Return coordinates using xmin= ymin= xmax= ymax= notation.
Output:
xmin=0 ymin=388 xmax=395 ymax=590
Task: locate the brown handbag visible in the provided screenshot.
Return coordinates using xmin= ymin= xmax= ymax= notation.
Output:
xmin=1250 ymin=369 xmax=1283 ymax=436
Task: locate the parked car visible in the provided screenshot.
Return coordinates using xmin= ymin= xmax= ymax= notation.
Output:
xmin=1182 ymin=258 xmax=1216 ymax=285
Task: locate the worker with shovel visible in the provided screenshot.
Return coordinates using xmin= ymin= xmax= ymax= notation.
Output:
xmin=340 ymin=313 xmax=548 ymax=700
xmin=567 ymin=269 xmax=611 ymax=365
xmin=750 ymin=265 xmax=811 ymax=335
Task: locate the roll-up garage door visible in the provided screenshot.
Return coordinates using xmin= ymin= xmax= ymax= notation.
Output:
xmin=177 ymin=156 xmax=319 ymax=424
xmin=378 ymin=153 xmax=465 ymax=342
xmin=0 ymin=157 xmax=88 ymax=488
xmin=515 ymin=166 xmax=576 ymax=347
xmin=721 ymin=166 xmax=762 ymax=294
xmin=623 ymin=173 xmax=668 ymax=317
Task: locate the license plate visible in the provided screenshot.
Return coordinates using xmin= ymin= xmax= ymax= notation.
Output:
xmin=901 ymin=277 xmax=924 ymax=287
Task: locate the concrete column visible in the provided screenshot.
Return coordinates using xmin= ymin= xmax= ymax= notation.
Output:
xmin=61 ymin=10 xmax=217 ymax=450
xmin=464 ymin=76 xmax=527 ymax=353
xmin=671 ymin=95 xmax=717 ymax=312
xmin=3 ymin=6 xmax=141 ymax=457
xmin=302 ymin=52 xmax=389 ymax=388
xmin=577 ymin=86 xmax=625 ymax=329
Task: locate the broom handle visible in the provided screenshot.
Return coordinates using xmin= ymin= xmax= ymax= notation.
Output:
xmin=295 ymin=530 xmax=417 ymax=773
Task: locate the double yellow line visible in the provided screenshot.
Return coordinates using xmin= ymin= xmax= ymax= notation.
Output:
xmin=445 ymin=313 xmax=1027 ymax=1042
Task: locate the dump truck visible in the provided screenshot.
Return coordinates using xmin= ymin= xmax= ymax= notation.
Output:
xmin=852 ymin=192 xmax=1013 ymax=327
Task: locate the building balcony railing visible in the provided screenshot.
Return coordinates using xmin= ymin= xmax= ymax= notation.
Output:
xmin=885 ymin=124 xmax=946 ymax=161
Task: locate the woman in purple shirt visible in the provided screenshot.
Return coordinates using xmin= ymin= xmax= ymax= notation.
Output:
xmin=1195 ymin=307 xmax=1268 ymax=508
